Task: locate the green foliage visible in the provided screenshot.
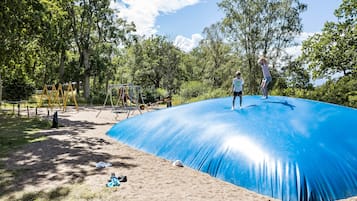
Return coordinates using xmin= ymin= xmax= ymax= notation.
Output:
xmin=179 ymin=81 xmax=208 ymax=100
xmin=271 ymin=87 xmax=309 ymax=99
xmin=295 ymin=0 xmax=356 ymax=108
xmin=218 ymin=0 xmax=306 ymax=93
xmin=2 ymin=72 xmax=35 ymax=101
xmin=301 ymin=0 xmax=356 ymax=79
xmin=309 ymin=76 xmax=357 ymax=108
xmin=156 ymin=88 xmax=169 ymax=98
xmin=173 ymin=88 xmax=228 ymax=105
xmin=0 ymin=0 xmax=354 ymax=110
xmin=175 ymin=81 xmax=229 ymax=104
xmin=193 ymin=88 xmax=229 ymax=101
xmin=271 ymin=75 xmax=357 ymax=108
xmin=125 ymin=36 xmax=183 ymax=95
xmin=89 ymin=90 xmax=107 ymax=105
xmin=281 ymin=59 xmax=311 ymax=89
xmin=138 ymin=87 xmax=169 ymax=104
xmin=199 ymin=23 xmax=237 ymax=88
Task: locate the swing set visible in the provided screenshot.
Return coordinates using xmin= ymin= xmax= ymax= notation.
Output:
xmin=97 ymin=83 xmax=145 ymax=118
xmin=37 ymin=82 xmax=78 ymax=111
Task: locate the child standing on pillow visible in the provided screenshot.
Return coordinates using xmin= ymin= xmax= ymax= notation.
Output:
xmin=232 ymin=71 xmax=244 ymax=110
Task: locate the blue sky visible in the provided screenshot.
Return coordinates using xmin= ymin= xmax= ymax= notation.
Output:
xmin=111 ymin=0 xmax=342 ymax=52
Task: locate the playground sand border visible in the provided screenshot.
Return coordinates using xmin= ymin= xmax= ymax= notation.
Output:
xmin=2 ymin=107 xmax=356 ymax=201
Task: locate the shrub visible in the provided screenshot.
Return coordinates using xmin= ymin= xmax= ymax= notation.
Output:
xmin=3 ymin=76 xmax=34 ymax=101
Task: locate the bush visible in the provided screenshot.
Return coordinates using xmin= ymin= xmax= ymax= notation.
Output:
xmin=179 ymin=81 xmax=208 ymax=100
xmin=3 ymin=76 xmax=34 ymax=101
xmin=174 ymin=82 xmax=229 ymax=105
xmin=271 ymin=75 xmax=357 ymax=108
xmin=312 ymin=76 xmax=357 ymax=108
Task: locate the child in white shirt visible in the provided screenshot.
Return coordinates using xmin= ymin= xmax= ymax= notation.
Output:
xmin=232 ymin=71 xmax=244 ymax=110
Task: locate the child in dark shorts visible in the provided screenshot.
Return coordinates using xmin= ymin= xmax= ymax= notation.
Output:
xmin=232 ymin=71 xmax=244 ymax=110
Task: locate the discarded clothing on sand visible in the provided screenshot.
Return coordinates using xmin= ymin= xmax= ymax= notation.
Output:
xmin=106 ymin=173 xmax=127 ymax=187
xmin=95 ymin=161 xmax=112 ymax=168
xmin=107 ymin=176 xmax=120 ymax=187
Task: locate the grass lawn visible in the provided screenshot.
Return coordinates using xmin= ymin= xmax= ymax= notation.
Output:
xmin=0 ymin=112 xmax=51 ymax=157
xmin=0 ymin=112 xmax=51 ymax=199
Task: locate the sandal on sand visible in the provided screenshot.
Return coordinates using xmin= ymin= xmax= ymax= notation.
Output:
xmin=118 ymin=175 xmax=127 ymax=182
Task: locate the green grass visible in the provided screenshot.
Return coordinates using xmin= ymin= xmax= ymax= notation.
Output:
xmin=14 ymin=186 xmax=71 ymax=201
xmin=0 ymin=112 xmax=51 ymax=196
xmin=3 ymin=184 xmax=111 ymax=201
xmin=0 ymin=113 xmax=51 ymax=156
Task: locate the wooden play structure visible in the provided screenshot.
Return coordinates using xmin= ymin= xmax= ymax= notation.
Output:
xmin=97 ymin=83 xmax=145 ymax=118
xmin=37 ymin=83 xmax=78 ymax=111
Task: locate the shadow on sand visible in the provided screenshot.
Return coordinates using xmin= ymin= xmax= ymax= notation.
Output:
xmin=0 ymin=116 xmax=136 ymax=201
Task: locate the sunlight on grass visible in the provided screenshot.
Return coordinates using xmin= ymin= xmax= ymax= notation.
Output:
xmin=0 ymin=113 xmax=51 ymax=198
xmin=15 ymin=187 xmax=71 ymax=201
xmin=28 ymin=136 xmax=48 ymax=143
xmin=4 ymin=184 xmax=111 ymax=201
xmin=0 ymin=114 xmax=50 ymax=154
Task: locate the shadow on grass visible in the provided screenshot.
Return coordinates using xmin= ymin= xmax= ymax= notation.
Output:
xmin=12 ymin=186 xmax=70 ymax=201
xmin=0 ymin=113 xmax=137 ymax=200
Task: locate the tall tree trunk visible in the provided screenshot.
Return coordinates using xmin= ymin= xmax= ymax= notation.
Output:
xmin=83 ymin=49 xmax=90 ymax=100
xmin=59 ymin=48 xmax=66 ymax=83
xmin=0 ymin=74 xmax=2 ymax=102
xmin=76 ymin=80 xmax=80 ymax=96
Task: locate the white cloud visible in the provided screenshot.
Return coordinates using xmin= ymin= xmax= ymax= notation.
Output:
xmin=173 ymin=34 xmax=203 ymax=52
xmin=295 ymin=32 xmax=318 ymax=43
xmin=110 ymin=0 xmax=200 ymax=36
xmin=285 ymin=32 xmax=319 ymax=59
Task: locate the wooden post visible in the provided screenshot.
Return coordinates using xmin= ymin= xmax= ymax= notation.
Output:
xmin=27 ymin=106 xmax=29 ymax=118
xmin=17 ymin=103 xmax=20 ymax=116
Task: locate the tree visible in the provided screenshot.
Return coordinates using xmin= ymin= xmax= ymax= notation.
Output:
xmin=0 ymin=0 xmax=54 ymax=99
xmin=301 ymin=0 xmax=356 ymax=79
xmin=218 ymin=0 xmax=306 ymax=93
xmin=298 ymin=0 xmax=356 ymax=107
xmin=68 ymin=0 xmax=134 ymax=100
xmin=200 ymin=23 xmax=237 ymax=88
xmin=127 ymin=36 xmax=183 ymax=96
xmin=281 ymin=59 xmax=311 ymax=89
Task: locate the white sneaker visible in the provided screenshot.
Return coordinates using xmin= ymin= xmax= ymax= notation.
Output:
xmin=261 ymin=96 xmax=267 ymax=99
xmin=231 ymin=106 xmax=235 ymax=110
xmin=239 ymin=106 xmax=242 ymax=109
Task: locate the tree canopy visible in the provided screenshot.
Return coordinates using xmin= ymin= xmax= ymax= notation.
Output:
xmin=0 ymin=0 xmax=355 ymax=108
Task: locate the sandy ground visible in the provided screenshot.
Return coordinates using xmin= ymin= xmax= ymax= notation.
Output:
xmin=1 ymin=106 xmax=356 ymax=201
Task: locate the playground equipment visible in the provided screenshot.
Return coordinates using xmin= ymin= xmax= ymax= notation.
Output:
xmin=38 ymin=83 xmax=78 ymax=111
xmin=97 ymin=84 xmax=145 ymax=118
